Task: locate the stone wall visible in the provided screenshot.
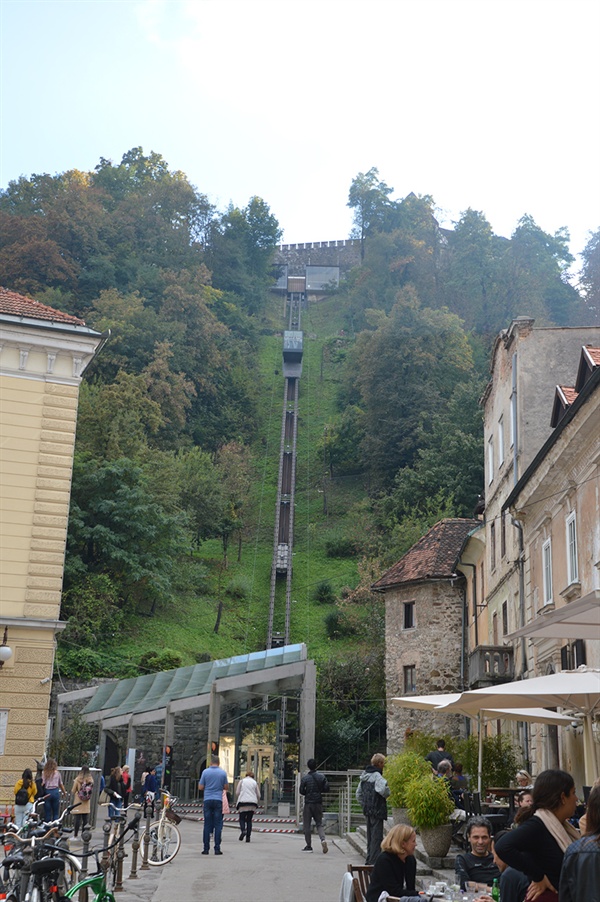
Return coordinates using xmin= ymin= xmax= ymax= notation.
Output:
xmin=274 ymin=239 xmax=361 ymax=278
xmin=385 ymin=581 xmax=465 ymax=751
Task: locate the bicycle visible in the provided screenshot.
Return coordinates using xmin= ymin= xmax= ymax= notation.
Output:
xmin=97 ymin=803 xmax=142 ymax=891
xmin=64 ymin=813 xmax=141 ymax=902
xmin=1 ymin=804 xmax=82 ymax=901
xmin=140 ymin=790 xmax=181 ymax=866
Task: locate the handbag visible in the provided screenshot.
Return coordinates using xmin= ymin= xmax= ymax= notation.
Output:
xmin=222 ymin=789 xmax=230 ymax=814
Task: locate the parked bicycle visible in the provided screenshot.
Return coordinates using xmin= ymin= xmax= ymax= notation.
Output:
xmin=1 ymin=802 xmax=82 ymax=901
xmin=140 ymin=790 xmax=181 ymax=866
xmin=64 ymin=813 xmax=141 ymax=902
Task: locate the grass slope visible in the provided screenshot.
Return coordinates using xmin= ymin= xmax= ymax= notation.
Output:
xmin=114 ymin=294 xmax=368 ymax=674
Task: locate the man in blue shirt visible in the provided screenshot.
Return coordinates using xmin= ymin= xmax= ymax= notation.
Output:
xmin=199 ymin=756 xmax=229 ymax=855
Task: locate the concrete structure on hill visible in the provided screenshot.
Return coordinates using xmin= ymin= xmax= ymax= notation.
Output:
xmin=372 ymin=518 xmax=480 ymax=750
xmin=0 ymin=286 xmax=103 ymax=799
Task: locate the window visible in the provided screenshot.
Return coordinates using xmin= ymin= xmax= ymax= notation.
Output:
xmin=502 ymin=600 xmax=508 ymax=635
xmin=542 ymin=539 xmax=553 ymax=605
xmin=403 ymin=665 xmax=416 ymax=694
xmin=490 ymin=521 xmax=496 ymax=571
xmin=561 ymin=640 xmax=586 ymax=670
xmin=566 ymin=513 xmax=579 ymax=584
xmin=487 ymin=436 xmax=494 ymax=484
xmin=501 ymin=510 xmax=506 ymax=559
xmin=403 ymin=601 xmax=415 ymax=630
xmin=498 ymin=416 xmax=505 ymax=466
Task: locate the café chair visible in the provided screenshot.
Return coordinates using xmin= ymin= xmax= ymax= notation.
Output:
xmin=347 ymin=863 xmax=373 ymax=899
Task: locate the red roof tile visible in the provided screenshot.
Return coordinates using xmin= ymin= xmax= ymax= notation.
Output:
xmin=0 ymin=286 xmax=86 ymax=326
xmin=584 ymin=346 xmax=600 ymax=366
xmin=372 ymin=518 xmax=480 ymax=590
xmin=559 ymin=385 xmax=578 ymax=405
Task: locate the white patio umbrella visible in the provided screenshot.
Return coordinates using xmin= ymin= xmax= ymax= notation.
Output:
xmin=392 ymin=694 xmax=576 ymax=792
xmin=435 ymin=667 xmax=600 ymax=784
xmin=506 ymin=589 xmax=600 ymax=640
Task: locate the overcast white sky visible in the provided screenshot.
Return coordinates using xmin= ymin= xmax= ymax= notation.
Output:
xmin=1 ymin=0 xmax=598 ymax=259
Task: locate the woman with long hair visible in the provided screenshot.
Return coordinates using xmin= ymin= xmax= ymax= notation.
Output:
xmin=365 ymin=823 xmax=417 ymax=902
xmin=107 ymin=765 xmax=124 ymax=821
xmin=14 ymin=768 xmax=37 ymax=827
xmin=42 ymin=758 xmax=65 ymax=822
xmin=71 ymin=765 xmax=94 ymax=838
xmin=235 ymin=770 xmax=261 ymax=842
xmin=559 ymin=784 xmax=600 ymax=902
xmin=495 ymin=769 xmax=579 ymax=901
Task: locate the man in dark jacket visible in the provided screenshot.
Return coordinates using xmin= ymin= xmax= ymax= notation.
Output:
xmin=455 ymin=817 xmax=501 ymax=890
xmin=356 ymin=753 xmax=390 ymax=864
xmin=299 ymin=758 xmax=329 ymax=853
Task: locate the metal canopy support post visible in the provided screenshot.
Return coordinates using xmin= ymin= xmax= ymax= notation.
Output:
xmin=207 ymin=682 xmax=222 ymax=762
xmin=299 ymin=660 xmax=316 ymax=768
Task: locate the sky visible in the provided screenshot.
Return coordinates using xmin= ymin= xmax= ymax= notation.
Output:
xmin=1 ymin=0 xmax=599 ymax=261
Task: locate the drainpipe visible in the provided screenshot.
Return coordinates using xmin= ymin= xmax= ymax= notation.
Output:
xmin=512 ymin=514 xmax=530 ymax=765
xmin=461 ymin=563 xmax=477 ymax=689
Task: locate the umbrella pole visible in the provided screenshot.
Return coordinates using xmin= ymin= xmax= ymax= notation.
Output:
xmin=583 ymin=714 xmax=597 ymax=785
xmin=478 ymin=711 xmax=483 ymax=795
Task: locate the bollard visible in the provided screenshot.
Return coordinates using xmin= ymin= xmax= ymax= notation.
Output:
xmin=114 ymin=817 xmax=126 ymax=892
xmin=79 ymin=823 xmax=92 ymax=902
xmin=141 ymin=809 xmax=152 ymax=870
xmin=101 ymin=818 xmax=112 ymax=876
xmin=128 ymin=816 xmax=140 ymax=879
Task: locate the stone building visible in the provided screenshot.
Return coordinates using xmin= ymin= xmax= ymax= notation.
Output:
xmin=372 ymin=518 xmax=479 ymax=751
xmin=0 ymin=287 xmax=103 ymax=799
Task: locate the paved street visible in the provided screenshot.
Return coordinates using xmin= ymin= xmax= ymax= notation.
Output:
xmin=83 ymin=818 xmax=364 ymax=902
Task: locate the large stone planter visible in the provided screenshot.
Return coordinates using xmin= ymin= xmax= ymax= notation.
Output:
xmin=420 ymin=823 xmax=453 ymax=859
xmin=392 ymin=807 xmax=411 ymax=826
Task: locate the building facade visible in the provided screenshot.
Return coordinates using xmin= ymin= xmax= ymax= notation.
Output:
xmin=0 ymin=287 xmax=103 ymax=798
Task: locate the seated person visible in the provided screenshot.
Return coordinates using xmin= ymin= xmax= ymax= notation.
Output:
xmin=455 ymin=816 xmax=501 ymax=891
xmin=436 ymin=759 xmax=455 ymax=799
xmin=365 ymin=824 xmax=417 ymax=902
xmin=451 ymin=762 xmax=469 ymax=807
xmin=510 ymin=790 xmax=533 ymax=827
xmin=425 ymin=739 xmax=454 ymax=773
xmin=472 ymin=830 xmax=530 ymax=902
xmin=515 ymin=769 xmax=533 ymax=790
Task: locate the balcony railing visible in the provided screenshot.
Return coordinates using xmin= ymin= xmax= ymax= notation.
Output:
xmin=468 ymin=645 xmax=514 ymax=689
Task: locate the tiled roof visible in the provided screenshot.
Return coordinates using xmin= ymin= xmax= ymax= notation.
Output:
xmin=372 ymin=518 xmax=480 ymax=590
xmin=0 ymin=286 xmax=86 ymax=326
xmin=585 ymin=346 xmax=600 ymax=366
xmin=559 ymin=385 xmax=578 ymax=405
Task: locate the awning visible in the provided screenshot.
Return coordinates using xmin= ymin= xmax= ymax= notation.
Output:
xmin=506 ymin=589 xmax=600 ymax=640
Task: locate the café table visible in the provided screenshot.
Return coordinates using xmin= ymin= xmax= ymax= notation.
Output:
xmin=485 ymin=787 xmax=522 ymax=818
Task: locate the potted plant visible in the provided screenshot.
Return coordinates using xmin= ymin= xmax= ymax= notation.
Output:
xmin=384 ymin=751 xmax=431 ymax=825
xmin=404 ymin=773 xmax=455 ymax=859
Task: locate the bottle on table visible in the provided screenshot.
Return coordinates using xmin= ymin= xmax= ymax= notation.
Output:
xmin=491 ymin=877 xmax=500 ymax=902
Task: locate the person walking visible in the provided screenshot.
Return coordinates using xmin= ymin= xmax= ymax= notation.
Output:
xmin=106 ymin=766 xmax=124 ymax=821
xmin=356 ymin=752 xmax=390 ymax=864
xmin=198 ymin=756 xmax=229 ymax=855
xmin=121 ymin=764 xmax=132 ymax=807
xmin=42 ymin=758 xmax=65 ymax=822
xmin=425 ymin=739 xmax=454 ymax=773
xmin=299 ymin=758 xmax=329 ymax=853
xmin=14 ymin=768 xmax=37 ymax=827
xmin=235 ymin=770 xmax=261 ymax=842
xmin=71 ymin=765 xmax=94 ymax=838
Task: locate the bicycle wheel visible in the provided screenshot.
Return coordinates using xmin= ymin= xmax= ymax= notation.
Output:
xmin=60 ymin=854 xmax=82 ymax=892
xmin=142 ymin=820 xmax=181 ymax=865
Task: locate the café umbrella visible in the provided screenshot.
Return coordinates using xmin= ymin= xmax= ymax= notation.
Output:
xmin=435 ymin=667 xmax=600 ymax=784
xmin=392 ymin=693 xmax=577 ymax=792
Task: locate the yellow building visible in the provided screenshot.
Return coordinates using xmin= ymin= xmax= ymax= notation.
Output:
xmin=0 ymin=287 xmax=103 ymax=799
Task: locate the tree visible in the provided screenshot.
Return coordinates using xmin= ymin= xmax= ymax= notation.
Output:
xmin=580 ymin=228 xmax=600 ymax=322
xmin=347 ymin=290 xmax=475 ymax=485
xmin=347 ymin=167 xmax=395 ymax=258
xmin=215 ymin=442 xmax=252 ymax=564
xmin=66 ymin=455 xmax=185 ymax=612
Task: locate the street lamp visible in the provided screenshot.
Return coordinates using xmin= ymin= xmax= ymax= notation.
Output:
xmin=0 ymin=627 xmax=13 ymax=668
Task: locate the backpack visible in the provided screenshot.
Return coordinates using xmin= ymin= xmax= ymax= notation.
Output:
xmin=78 ymin=781 xmax=93 ymax=801
xmin=15 ymin=787 xmax=29 ymax=806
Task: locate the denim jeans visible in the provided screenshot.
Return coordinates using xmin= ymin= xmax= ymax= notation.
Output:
xmin=44 ymin=788 xmax=60 ymax=823
xmin=203 ymin=798 xmax=224 ymax=852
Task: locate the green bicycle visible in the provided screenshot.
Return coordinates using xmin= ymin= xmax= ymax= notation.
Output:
xmin=64 ymin=814 xmax=141 ymax=902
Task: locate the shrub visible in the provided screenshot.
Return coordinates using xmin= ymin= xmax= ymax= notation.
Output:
xmin=324 ymin=610 xmax=356 ymax=639
xmin=225 ymin=576 xmax=251 ymax=600
xmin=384 ymin=751 xmax=432 ymax=808
xmin=313 ymin=581 xmax=336 ymax=605
xmin=405 ymin=773 xmax=455 ymax=829
xmin=138 ymin=648 xmax=183 ymax=673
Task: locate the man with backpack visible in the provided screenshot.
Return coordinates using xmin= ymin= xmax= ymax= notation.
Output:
xmin=299 ymin=758 xmax=329 ymax=853
xmin=356 ymin=753 xmax=390 ymax=864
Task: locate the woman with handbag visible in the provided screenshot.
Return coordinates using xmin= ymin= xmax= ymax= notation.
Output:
xmin=72 ymin=765 xmax=94 ymax=837
xmin=235 ymin=770 xmax=261 ymax=842
xmin=14 ymin=768 xmax=37 ymax=827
